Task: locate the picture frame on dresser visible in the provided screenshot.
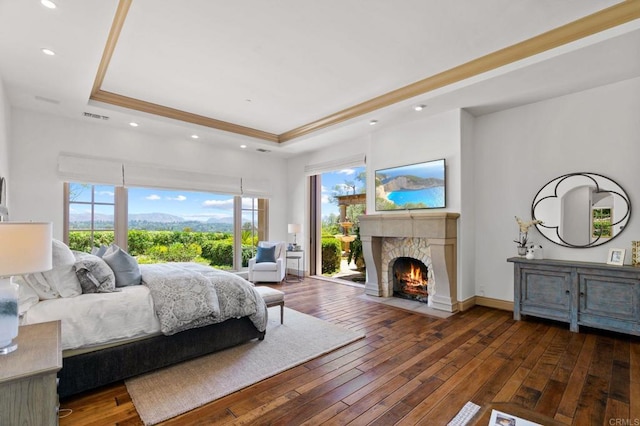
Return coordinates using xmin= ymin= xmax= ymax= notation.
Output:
xmin=607 ymin=248 xmax=625 ymax=265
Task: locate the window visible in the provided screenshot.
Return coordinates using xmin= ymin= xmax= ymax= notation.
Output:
xmin=240 ymin=197 xmax=268 ymax=266
xmin=65 ymin=183 xmax=116 ymax=251
xmin=65 ymin=183 xmax=268 ymax=271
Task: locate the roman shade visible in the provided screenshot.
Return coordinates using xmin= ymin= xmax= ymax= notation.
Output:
xmin=57 ymin=153 xmax=271 ymax=197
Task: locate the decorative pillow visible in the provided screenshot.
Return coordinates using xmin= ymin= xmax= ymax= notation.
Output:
xmin=91 ymin=245 xmax=108 ymax=257
xmin=101 ymin=244 xmax=142 ymax=287
xmin=43 ymin=239 xmax=83 ymax=297
xmin=22 ymin=239 xmax=82 ymax=298
xmin=256 ymin=245 xmax=276 ymax=263
xmin=20 ymin=272 xmax=59 ymax=300
xmin=74 ymin=254 xmax=119 ymax=294
xmin=14 ymin=276 xmax=40 ymax=315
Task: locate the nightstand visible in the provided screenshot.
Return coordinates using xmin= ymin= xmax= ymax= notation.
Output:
xmin=0 ymin=321 xmax=62 ymax=425
xmin=286 ymin=249 xmax=304 ymax=281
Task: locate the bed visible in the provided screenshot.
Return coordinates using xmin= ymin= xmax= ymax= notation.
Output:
xmin=17 ymin=242 xmax=268 ymax=398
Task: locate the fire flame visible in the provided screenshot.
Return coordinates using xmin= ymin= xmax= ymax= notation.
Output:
xmin=399 ymin=263 xmax=427 ymax=287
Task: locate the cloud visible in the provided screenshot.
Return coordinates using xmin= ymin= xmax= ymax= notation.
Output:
xmin=167 ymin=195 xmax=187 ymax=201
xmin=97 ymin=190 xmax=114 ymax=197
xmin=146 ymin=194 xmax=161 ymax=200
xmin=202 ymin=198 xmax=234 ymax=209
xmin=338 ymin=168 xmax=356 ymax=176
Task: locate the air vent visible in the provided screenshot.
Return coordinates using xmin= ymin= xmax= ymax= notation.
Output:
xmin=256 ymin=148 xmax=271 ymax=153
xmin=83 ymin=112 xmax=110 ymax=120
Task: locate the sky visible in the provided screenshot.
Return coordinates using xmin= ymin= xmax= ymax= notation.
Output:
xmin=320 ymin=166 xmax=366 ymax=218
xmin=69 ymin=167 xmax=366 ymax=222
xmin=70 ymin=184 xmax=240 ymax=222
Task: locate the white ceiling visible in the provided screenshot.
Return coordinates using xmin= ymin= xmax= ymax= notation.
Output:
xmin=1 ymin=0 xmax=639 ymax=157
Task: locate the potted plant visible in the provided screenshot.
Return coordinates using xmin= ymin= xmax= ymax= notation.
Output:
xmin=514 ymin=216 xmax=543 ymax=257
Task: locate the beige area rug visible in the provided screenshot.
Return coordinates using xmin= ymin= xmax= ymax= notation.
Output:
xmin=125 ymin=307 xmax=365 ymax=425
xmin=357 ymin=294 xmax=454 ymax=319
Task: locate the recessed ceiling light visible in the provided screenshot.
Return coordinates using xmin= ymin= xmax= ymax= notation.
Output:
xmin=129 ymin=122 xmax=139 ymax=127
xmin=41 ymin=48 xmax=55 ymax=56
xmin=41 ymin=0 xmax=56 ymax=9
xmin=240 ymin=145 xmax=247 ymax=149
xmin=191 ymin=134 xmax=199 ymax=139
xmin=414 ymin=104 xmax=426 ymax=111
xmin=369 ymin=120 xmax=378 ymax=126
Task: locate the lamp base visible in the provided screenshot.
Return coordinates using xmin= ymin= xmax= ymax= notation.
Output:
xmin=0 ymin=276 xmax=19 ymax=355
xmin=0 ymin=341 xmax=17 ymax=355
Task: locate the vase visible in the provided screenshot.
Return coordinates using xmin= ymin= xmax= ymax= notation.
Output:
xmin=517 ymin=246 xmax=527 ymax=257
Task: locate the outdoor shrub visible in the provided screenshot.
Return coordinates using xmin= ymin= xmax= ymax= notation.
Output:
xmin=146 ymin=242 xmax=202 ymax=262
xmin=210 ymin=240 xmax=233 ymax=268
xmin=321 ymin=237 xmax=342 ymax=274
xmin=241 ymin=245 xmax=255 ymax=267
xmin=68 ymin=231 xmax=114 ymax=253
xmin=127 ymin=230 xmax=154 ymax=256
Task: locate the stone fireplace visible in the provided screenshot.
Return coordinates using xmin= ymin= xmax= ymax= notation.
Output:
xmin=358 ymin=212 xmax=459 ymax=313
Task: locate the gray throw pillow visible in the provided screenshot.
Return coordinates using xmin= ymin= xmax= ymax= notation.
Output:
xmin=101 ymin=244 xmax=142 ymax=287
xmin=74 ymin=254 xmax=119 ymax=294
xmin=91 ymin=245 xmax=108 ymax=257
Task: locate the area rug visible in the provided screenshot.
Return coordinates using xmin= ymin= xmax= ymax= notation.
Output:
xmin=125 ymin=307 xmax=365 ymax=425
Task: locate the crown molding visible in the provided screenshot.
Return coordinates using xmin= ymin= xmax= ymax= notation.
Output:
xmin=91 ymin=0 xmax=640 ymax=144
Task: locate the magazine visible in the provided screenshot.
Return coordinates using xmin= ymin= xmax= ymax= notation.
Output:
xmin=488 ymin=409 xmax=543 ymax=426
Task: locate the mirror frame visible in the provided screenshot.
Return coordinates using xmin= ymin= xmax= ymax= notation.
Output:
xmin=531 ymin=172 xmax=631 ymax=248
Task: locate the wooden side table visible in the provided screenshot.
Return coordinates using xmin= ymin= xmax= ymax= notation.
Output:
xmin=0 ymin=321 xmax=62 ymax=426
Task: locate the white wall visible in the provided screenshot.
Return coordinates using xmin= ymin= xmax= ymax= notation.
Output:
xmin=474 ymin=76 xmax=640 ymax=301
xmin=288 ymin=110 xmax=475 ymax=299
xmin=0 ymin=77 xmax=10 ymax=195
xmin=9 ymin=109 xmax=289 ymax=240
xmin=368 ymin=110 xmax=462 ymax=214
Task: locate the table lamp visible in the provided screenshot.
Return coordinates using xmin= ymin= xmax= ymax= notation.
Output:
xmin=0 ymin=222 xmax=52 ymax=354
xmin=288 ymin=223 xmax=301 ymax=249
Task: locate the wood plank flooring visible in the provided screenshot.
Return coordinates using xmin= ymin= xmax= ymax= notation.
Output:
xmin=59 ymin=277 xmax=640 ymax=425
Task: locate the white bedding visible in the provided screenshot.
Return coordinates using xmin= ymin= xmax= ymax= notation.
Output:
xmin=21 ymin=286 xmax=161 ymax=351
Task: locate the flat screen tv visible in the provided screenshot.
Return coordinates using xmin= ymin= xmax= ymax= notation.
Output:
xmin=375 ymin=159 xmax=446 ymax=211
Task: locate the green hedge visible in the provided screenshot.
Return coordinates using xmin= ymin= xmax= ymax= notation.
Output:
xmin=68 ymin=230 xmax=246 ymax=269
xmin=321 ymin=237 xmax=342 ymax=274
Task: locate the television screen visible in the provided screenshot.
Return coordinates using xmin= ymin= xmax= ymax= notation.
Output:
xmin=375 ymin=159 xmax=446 ymax=211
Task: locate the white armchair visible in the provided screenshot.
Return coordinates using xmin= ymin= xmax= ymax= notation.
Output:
xmin=248 ymin=241 xmax=287 ymax=283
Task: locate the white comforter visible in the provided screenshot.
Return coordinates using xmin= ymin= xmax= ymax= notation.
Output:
xmin=21 ymin=285 xmax=161 ymax=351
xmin=20 ymin=262 xmax=268 ymax=351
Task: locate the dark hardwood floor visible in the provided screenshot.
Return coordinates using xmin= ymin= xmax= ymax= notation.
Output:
xmin=59 ymin=277 xmax=640 ymax=425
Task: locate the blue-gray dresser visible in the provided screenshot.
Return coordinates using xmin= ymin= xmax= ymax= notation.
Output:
xmin=508 ymin=257 xmax=640 ymax=336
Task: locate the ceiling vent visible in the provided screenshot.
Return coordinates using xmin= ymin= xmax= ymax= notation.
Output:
xmin=83 ymin=112 xmax=110 ymax=120
xmin=256 ymin=148 xmax=271 ymax=153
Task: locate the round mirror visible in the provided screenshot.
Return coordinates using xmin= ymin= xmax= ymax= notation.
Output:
xmin=531 ymin=173 xmax=631 ymax=248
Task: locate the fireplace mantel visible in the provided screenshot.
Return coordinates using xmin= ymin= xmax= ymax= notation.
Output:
xmin=359 ymin=212 xmax=460 ymax=312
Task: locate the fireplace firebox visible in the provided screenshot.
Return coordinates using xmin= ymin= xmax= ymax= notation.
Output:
xmin=393 ymin=257 xmax=429 ymax=303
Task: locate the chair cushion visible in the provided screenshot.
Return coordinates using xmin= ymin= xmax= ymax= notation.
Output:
xmin=254 ymin=286 xmax=284 ymax=304
xmin=252 ymin=262 xmax=277 ymax=271
xmin=256 ymin=245 xmax=276 ymax=263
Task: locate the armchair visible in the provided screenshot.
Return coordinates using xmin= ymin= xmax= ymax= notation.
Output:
xmin=248 ymin=241 xmax=286 ymax=283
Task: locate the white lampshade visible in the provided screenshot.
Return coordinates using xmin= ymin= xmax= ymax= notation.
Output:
xmin=0 ymin=222 xmax=53 ymax=276
xmin=287 ymin=223 xmax=301 ymax=234
xmin=0 ymin=222 xmax=52 ymax=354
